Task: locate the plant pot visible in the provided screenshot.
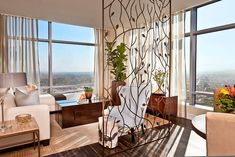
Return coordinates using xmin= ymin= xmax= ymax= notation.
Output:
xmin=85 ymin=91 xmax=92 ymax=102
xmin=111 ymin=81 xmax=126 ymax=106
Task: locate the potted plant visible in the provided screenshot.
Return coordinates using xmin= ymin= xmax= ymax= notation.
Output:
xmin=153 ymin=69 xmax=167 ymax=94
xmin=106 ymin=41 xmax=128 ymax=105
xmin=84 ymin=87 xmax=93 ymax=102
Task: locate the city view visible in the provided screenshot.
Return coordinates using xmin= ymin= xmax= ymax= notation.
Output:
xmin=188 ymin=70 xmax=235 ymax=106
xmin=40 ymin=72 xmax=94 ymax=93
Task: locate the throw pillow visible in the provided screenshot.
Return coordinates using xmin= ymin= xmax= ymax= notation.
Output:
xmin=15 ymin=88 xmax=40 ymax=106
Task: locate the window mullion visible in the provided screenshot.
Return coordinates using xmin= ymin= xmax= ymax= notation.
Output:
xmin=189 ymin=8 xmax=197 ymax=105
xmin=48 ymin=21 xmax=53 ymax=94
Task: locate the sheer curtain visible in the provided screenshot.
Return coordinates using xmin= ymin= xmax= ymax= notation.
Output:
xmin=170 ymin=11 xmax=187 ymax=118
xmin=94 ymin=29 xmax=103 ymax=98
xmin=0 ymin=14 xmax=39 ymax=85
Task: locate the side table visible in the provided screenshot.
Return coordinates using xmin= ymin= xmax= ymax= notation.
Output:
xmin=0 ymin=117 xmax=40 ymax=156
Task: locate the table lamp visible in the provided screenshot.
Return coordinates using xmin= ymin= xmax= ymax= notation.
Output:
xmin=0 ymin=72 xmax=27 ymax=131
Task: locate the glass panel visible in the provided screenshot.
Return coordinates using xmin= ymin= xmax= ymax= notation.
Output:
xmin=198 ymin=0 xmax=235 ymax=30
xmin=196 ymin=94 xmax=213 ymax=106
xmin=38 ymin=20 xmax=48 ymax=39
xmin=52 ymin=22 xmax=95 ymax=43
xmin=185 ymin=11 xmax=190 ymax=33
xmin=196 ymin=29 xmax=235 ymax=93
xmin=38 ymin=42 xmax=49 ymax=92
xmin=52 ymin=43 xmax=94 ymax=91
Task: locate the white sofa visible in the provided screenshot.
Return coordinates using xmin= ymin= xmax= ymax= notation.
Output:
xmin=0 ymin=92 xmax=55 ymax=149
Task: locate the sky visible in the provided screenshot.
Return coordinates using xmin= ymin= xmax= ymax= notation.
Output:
xmin=185 ymin=0 xmax=235 ymax=73
xmin=39 ymin=0 xmax=235 ymax=73
xmin=38 ymin=22 xmax=95 ymax=73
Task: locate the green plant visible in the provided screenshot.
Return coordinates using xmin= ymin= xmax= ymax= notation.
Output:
xmin=106 ymin=42 xmax=128 ymax=81
xmin=153 ymin=69 xmax=167 ymax=93
xmin=84 ymin=87 xmax=93 ymax=92
xmin=220 ymin=98 xmax=234 ymax=113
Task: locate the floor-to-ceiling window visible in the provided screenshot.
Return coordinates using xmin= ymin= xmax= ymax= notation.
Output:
xmin=185 ymin=0 xmax=235 ymax=107
xmin=38 ymin=21 xmax=95 ymax=93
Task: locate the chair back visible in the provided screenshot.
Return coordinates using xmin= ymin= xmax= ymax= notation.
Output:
xmin=118 ymin=84 xmax=152 ymax=126
xmin=206 ymin=112 xmax=235 ymax=156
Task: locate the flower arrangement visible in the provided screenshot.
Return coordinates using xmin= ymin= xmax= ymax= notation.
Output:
xmin=214 ymin=85 xmax=235 ymax=113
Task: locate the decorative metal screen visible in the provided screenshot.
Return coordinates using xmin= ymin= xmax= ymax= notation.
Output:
xmin=101 ymin=0 xmax=172 ymax=156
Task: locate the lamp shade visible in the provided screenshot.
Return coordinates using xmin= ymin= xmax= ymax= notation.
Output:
xmin=0 ymin=73 xmax=27 ymax=88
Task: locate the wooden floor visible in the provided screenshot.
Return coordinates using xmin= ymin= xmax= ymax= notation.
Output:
xmin=0 ymin=114 xmax=206 ymax=157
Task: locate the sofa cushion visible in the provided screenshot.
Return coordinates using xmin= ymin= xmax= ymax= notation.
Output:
xmin=15 ymin=88 xmax=40 ymax=106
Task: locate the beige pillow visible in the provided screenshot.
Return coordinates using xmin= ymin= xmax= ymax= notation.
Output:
xmin=15 ymin=88 xmax=39 ymax=106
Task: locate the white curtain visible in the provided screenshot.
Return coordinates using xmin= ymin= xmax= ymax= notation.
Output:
xmin=170 ymin=11 xmax=187 ymax=118
xmin=94 ymin=29 xmax=104 ymax=98
xmin=0 ymin=14 xmax=39 ymax=85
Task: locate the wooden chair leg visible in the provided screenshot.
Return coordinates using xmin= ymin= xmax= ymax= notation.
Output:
xmin=130 ymin=128 xmax=135 ymax=143
xmin=141 ymin=124 xmax=145 ymax=135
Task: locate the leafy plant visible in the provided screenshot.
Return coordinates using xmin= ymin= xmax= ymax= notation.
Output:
xmin=106 ymin=42 xmax=128 ymax=81
xmin=153 ymin=69 xmax=167 ymax=93
xmin=84 ymin=87 xmax=93 ymax=92
xmin=220 ymin=98 xmax=234 ymax=113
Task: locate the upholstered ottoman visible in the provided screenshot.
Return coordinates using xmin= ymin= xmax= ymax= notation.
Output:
xmin=98 ymin=116 xmax=119 ymax=148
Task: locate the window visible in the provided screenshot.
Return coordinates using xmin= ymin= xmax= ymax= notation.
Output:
xmin=38 ymin=21 xmax=95 ymax=94
xmin=38 ymin=42 xmax=49 ymax=87
xmin=52 ymin=22 xmax=95 ymax=43
xmin=52 ymin=44 xmax=94 ymax=92
xmin=38 ymin=20 xmax=48 ymax=39
xmin=185 ymin=1 xmax=235 ymax=107
xmin=185 ymin=11 xmax=191 ymax=33
xmin=197 ymin=0 xmax=235 ymax=30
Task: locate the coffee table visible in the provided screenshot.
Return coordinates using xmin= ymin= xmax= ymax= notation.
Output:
xmin=0 ymin=117 xmax=40 ymax=156
xmin=55 ymin=99 xmax=103 ymax=128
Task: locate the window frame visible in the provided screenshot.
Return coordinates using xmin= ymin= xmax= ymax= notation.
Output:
xmin=185 ymin=0 xmax=235 ymax=106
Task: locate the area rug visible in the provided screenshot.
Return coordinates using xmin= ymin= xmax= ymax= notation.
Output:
xmin=46 ymin=123 xmax=191 ymax=157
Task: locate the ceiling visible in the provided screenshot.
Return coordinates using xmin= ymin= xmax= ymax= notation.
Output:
xmin=0 ymin=0 xmax=211 ymax=28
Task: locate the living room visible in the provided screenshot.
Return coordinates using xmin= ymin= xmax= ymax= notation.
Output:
xmin=0 ymin=0 xmax=235 ymax=156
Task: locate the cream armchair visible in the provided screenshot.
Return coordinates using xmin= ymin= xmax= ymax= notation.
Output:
xmin=206 ymin=112 xmax=235 ymax=156
xmin=0 ymin=92 xmax=55 ymax=149
xmin=106 ymin=84 xmax=152 ymax=142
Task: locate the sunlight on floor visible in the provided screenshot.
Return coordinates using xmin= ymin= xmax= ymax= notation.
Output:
xmin=185 ymin=131 xmax=206 ymax=156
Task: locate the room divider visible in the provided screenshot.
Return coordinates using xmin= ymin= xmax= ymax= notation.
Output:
xmin=101 ymin=0 xmax=172 ymax=156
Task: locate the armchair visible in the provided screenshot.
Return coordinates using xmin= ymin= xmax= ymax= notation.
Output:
xmin=106 ymin=84 xmax=152 ymax=142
